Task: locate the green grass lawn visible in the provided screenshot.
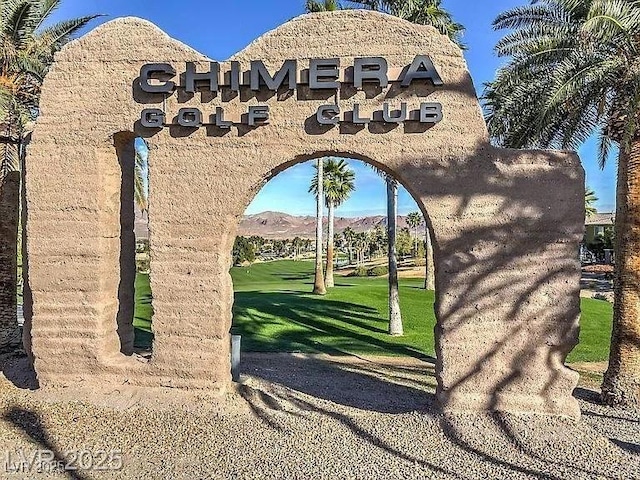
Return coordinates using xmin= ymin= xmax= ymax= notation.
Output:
xmin=133 ymin=259 xmax=613 ymax=362
xmin=133 ymin=273 xmax=154 ymax=349
xmin=230 ymin=260 xmax=435 ymax=358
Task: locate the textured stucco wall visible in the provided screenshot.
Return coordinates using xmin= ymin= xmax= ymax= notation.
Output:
xmin=25 ymin=11 xmax=584 ymax=418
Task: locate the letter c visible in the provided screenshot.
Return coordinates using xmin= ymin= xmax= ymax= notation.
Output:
xmin=317 ymin=105 xmax=340 ymax=125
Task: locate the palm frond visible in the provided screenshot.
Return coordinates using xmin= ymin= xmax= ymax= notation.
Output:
xmin=585 ymin=186 xmax=599 ymax=216
xmin=0 ymin=84 xmax=12 ymax=120
xmin=0 ymin=2 xmax=99 ymax=156
xmin=4 ymin=1 xmax=33 ymax=49
xmin=494 ymin=3 xmax=570 ymax=31
xmin=36 ymin=15 xmax=101 ymax=51
xmin=0 ymin=140 xmax=19 ymax=179
xmin=309 ymin=157 xmax=356 ymax=207
xmin=305 ymin=0 xmax=341 ymax=12
xmin=34 ymin=0 xmax=62 ymax=30
xmin=485 ymin=0 xmax=640 ymax=164
xmin=348 ymin=0 xmax=466 ymax=48
xmin=597 ymin=127 xmax=614 ymax=169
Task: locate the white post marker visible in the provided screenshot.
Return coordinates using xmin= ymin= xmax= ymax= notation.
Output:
xmin=231 ymin=334 xmax=241 ymax=382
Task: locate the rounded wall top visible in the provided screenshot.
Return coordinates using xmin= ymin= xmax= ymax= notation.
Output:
xmin=54 ymin=16 xmax=210 ymax=63
xmin=232 ymin=10 xmax=464 ymax=62
xmin=39 ymin=10 xmax=489 ymax=144
xmin=56 ymin=10 xmax=465 ymax=65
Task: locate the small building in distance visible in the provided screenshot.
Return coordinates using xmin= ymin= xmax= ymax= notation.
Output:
xmin=585 ymin=212 xmax=615 ymax=244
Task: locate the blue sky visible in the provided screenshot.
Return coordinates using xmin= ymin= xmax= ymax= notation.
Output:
xmin=51 ymin=0 xmax=617 ymax=216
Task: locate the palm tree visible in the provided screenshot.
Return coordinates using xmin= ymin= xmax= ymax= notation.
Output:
xmin=134 ymin=143 xmax=149 ymax=212
xmin=306 ymin=0 xmax=341 ymax=12
xmin=0 ymin=1 xmax=98 ymax=353
xmin=406 ymin=211 xmax=422 ymax=256
xmin=407 ymin=210 xmax=435 ymax=290
xmin=368 ymin=166 xmax=403 ymax=335
xmin=386 ymin=176 xmax=402 ymax=335
xmin=484 ymin=0 xmax=640 ymax=407
xmin=310 ymin=159 xmax=326 ymax=295
xmin=305 ymin=0 xmax=464 ymax=328
xmin=348 ymin=0 xmax=465 ymax=48
xmin=354 ymin=231 xmax=369 ymax=265
xmin=306 ymin=0 xmax=466 ymax=48
xmin=370 ymin=223 xmax=386 ymax=257
xmin=354 ymin=0 xmax=464 ymax=331
xmin=310 ymin=158 xmax=356 ymax=287
xmin=342 ymin=226 xmax=356 ymax=264
xmin=292 ymin=236 xmax=302 ymax=260
xmin=585 ymin=187 xmax=598 ymax=218
xmin=1 ymin=0 xmax=99 ymax=180
xmin=424 ymin=227 xmax=435 ymax=290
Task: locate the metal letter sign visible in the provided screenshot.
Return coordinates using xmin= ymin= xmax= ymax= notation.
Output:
xmin=137 ymin=55 xmax=445 ymax=130
xmin=185 ymin=62 xmax=219 ymax=93
xmin=309 ymin=59 xmax=340 ymax=89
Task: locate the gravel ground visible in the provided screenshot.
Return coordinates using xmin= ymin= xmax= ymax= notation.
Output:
xmin=0 ymin=352 xmax=638 ymax=479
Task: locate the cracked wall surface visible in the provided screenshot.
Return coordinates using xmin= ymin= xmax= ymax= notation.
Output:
xmin=24 ymin=11 xmax=584 ymax=418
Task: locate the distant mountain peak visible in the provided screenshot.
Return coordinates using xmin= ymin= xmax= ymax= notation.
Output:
xmin=238 ymin=212 xmax=423 ymax=239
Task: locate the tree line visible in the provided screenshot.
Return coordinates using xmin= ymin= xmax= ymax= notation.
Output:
xmin=232 ymin=223 xmax=427 ymax=267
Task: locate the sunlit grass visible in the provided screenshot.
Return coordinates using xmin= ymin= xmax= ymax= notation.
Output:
xmin=133 ymin=260 xmax=612 ymax=362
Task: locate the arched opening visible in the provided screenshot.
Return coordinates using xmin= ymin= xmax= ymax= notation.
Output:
xmin=230 ymin=153 xmax=439 ymax=410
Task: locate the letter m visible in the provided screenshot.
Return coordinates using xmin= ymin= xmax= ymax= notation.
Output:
xmin=250 ymin=60 xmax=297 ymax=91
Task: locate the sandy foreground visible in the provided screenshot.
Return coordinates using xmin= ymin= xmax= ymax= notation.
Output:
xmin=0 ymin=352 xmax=638 ymax=479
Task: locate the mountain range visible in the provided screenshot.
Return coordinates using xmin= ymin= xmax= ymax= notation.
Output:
xmin=238 ymin=211 xmax=426 ymax=239
xmin=134 ymin=210 xmax=426 ymax=240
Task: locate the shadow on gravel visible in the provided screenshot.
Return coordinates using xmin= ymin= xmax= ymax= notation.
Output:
xmin=237 ymin=384 xmax=288 ymax=432
xmin=0 ymin=353 xmax=38 ymax=390
xmin=610 ymin=438 xmax=640 ymax=454
xmin=241 ymin=353 xmax=435 ymax=413
xmin=575 ymin=387 xmax=640 ymax=423
xmin=288 ymin=396 xmax=465 ymax=479
xmin=439 ymin=414 xmax=565 ymax=480
xmin=441 ymin=410 xmax=638 ymax=480
xmin=3 ymin=407 xmax=90 ymax=480
xmin=240 ymin=354 xmax=638 ymax=479
xmin=238 ymin=354 xmax=465 ymax=478
xmin=440 ymin=400 xmax=639 ymax=479
xmin=573 ymin=387 xmax=603 ymax=406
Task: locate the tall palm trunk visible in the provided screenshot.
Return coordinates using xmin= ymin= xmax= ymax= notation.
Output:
xmin=602 ymin=138 xmax=640 ymax=407
xmin=0 ymin=116 xmax=22 ymax=352
xmin=313 ymin=159 xmax=326 ymax=295
xmin=325 ymin=201 xmax=335 ymax=288
xmin=387 ymin=177 xmax=402 ymax=336
xmin=0 ymin=169 xmax=21 ymax=352
xmin=424 ymin=229 xmax=435 ymax=290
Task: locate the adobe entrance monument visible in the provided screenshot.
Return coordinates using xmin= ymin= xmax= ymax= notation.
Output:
xmin=21 ymin=11 xmax=584 ymax=418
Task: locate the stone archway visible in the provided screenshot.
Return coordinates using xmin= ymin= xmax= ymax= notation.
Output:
xmin=23 ymin=11 xmax=584 ymax=418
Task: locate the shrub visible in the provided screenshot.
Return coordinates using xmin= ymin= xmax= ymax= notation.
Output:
xmin=368 ymin=265 xmax=389 ymax=276
xmin=136 ymin=256 xmax=150 ymax=273
xmin=414 ymin=258 xmax=426 ymax=267
xmin=350 ymin=266 xmax=369 ymax=277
